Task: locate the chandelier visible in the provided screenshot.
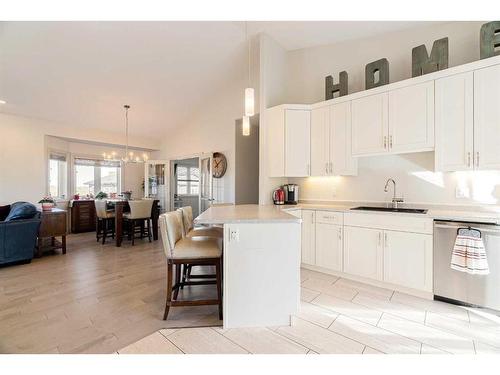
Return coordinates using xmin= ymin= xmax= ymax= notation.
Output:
xmin=102 ymin=105 xmax=149 ymax=164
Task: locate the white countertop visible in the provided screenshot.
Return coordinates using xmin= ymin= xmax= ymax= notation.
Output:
xmin=281 ymin=202 xmax=500 ymax=224
xmin=195 ymin=204 xmax=302 ymax=225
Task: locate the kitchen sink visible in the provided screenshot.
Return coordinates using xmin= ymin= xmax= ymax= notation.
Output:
xmin=350 ymin=206 xmax=428 ymax=214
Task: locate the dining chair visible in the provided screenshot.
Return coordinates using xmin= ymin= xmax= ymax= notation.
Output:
xmin=159 ymin=211 xmax=223 ymax=320
xmin=95 ymin=200 xmax=115 ymax=245
xmin=123 ymin=199 xmax=154 ymax=245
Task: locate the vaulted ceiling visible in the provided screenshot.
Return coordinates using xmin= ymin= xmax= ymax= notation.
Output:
xmin=0 ymin=21 xmax=439 ymax=138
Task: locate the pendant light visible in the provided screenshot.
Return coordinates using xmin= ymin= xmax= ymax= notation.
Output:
xmin=242 ymin=115 xmax=250 ymax=136
xmin=243 ymin=21 xmax=254 ymax=136
xmin=101 ymin=105 xmax=148 ymax=163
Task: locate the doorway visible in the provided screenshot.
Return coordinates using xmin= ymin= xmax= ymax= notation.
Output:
xmin=171 ymin=157 xmax=201 ymax=217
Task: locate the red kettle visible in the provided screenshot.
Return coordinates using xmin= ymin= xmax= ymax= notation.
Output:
xmin=272 ymin=188 xmax=285 ymax=205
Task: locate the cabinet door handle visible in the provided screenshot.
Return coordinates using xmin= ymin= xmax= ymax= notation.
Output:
xmin=378 ymin=232 xmax=382 ymax=246
xmin=325 ymin=162 xmax=328 ymax=174
xmin=338 ymin=227 xmax=342 ymax=240
xmin=383 ymin=136 xmax=387 ymax=149
xmin=384 ymin=232 xmax=388 ymax=246
xmin=467 ymin=152 xmax=471 ymax=168
xmin=389 ymin=135 xmax=393 ymax=149
xmin=476 ymin=152 xmax=480 ymax=168
xmin=329 ymin=162 xmax=333 ymax=174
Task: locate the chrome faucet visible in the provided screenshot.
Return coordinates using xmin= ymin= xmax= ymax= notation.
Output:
xmin=384 ymin=178 xmax=404 ymax=209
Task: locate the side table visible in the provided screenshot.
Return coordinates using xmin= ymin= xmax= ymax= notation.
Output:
xmin=37 ymin=208 xmax=67 ymax=257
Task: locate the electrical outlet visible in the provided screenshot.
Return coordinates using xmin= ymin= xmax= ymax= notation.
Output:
xmin=456 ymin=186 xmax=470 ymax=199
xmin=230 ymin=229 xmax=239 ymax=242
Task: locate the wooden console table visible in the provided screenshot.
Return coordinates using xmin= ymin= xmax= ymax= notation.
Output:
xmin=37 ymin=208 xmax=67 ymax=257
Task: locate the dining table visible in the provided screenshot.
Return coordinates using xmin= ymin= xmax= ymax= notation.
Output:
xmin=107 ymin=199 xmax=161 ymax=247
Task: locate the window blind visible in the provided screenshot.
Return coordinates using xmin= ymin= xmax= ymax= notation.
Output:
xmin=49 ymin=152 xmax=67 ymax=162
xmin=74 ymin=157 xmax=121 ymax=168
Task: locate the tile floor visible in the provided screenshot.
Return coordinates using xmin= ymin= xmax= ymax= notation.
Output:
xmin=119 ymin=268 xmax=500 ymax=354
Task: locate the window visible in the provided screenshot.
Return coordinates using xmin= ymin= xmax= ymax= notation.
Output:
xmin=74 ymin=157 xmax=121 ymax=197
xmin=176 ymin=165 xmax=199 ymax=195
xmin=48 ymin=151 xmax=68 ymax=198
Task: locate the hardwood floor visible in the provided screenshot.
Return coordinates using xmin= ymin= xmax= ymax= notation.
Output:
xmin=119 ymin=268 xmax=500 ymax=355
xmin=0 ymin=232 xmax=221 ymax=354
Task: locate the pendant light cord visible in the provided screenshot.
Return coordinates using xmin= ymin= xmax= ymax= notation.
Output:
xmin=246 ymin=21 xmax=250 ymax=86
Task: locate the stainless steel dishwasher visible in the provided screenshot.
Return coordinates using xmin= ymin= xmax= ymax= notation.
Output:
xmin=434 ymin=220 xmax=500 ymax=311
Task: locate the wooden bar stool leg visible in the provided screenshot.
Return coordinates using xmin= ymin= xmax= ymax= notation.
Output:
xmin=102 ymin=219 xmax=107 ymax=245
xmin=147 ymin=218 xmax=152 ymax=243
xmin=173 ymin=264 xmax=181 ymax=300
xmin=163 ymin=262 xmax=173 ymax=320
xmin=215 ymin=258 xmax=223 ymax=320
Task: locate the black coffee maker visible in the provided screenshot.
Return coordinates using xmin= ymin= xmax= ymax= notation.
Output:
xmin=283 ymin=184 xmax=299 ymax=205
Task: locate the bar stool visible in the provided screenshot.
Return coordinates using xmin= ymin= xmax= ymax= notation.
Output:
xmin=177 ymin=206 xmax=223 ymax=285
xmin=123 ymin=199 xmax=154 ymax=245
xmin=95 ymin=200 xmax=115 ymax=245
xmin=177 ymin=206 xmax=223 ymax=238
xmin=159 ymin=211 xmax=223 ymax=320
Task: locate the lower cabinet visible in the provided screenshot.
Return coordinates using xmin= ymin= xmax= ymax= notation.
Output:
xmin=383 ymin=230 xmax=433 ymax=292
xmin=343 ymin=226 xmax=383 ymax=281
xmin=292 ymin=208 xmax=433 ymax=294
xmin=301 ymin=210 xmax=316 ymax=266
xmin=315 ymin=223 xmax=343 ymax=271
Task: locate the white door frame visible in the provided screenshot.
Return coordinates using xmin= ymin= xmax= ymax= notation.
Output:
xmin=165 ymin=152 xmax=213 ymax=213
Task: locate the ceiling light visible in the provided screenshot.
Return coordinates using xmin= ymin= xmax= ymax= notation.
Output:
xmin=242 ymin=116 xmax=250 ymax=136
xmin=0 ymin=100 xmax=6 ymax=105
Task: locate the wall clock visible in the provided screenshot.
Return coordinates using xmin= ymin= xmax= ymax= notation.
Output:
xmin=212 ymin=152 xmax=227 ymax=178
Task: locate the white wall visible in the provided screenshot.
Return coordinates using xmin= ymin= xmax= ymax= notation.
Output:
xmin=286 ymin=21 xmax=483 ymax=103
xmin=258 ymin=33 xmax=290 ymax=204
xmin=155 ymin=34 xmax=264 ymax=207
xmin=281 ymin=21 xmax=500 ymax=207
xmin=0 ymin=112 xmax=158 ymax=205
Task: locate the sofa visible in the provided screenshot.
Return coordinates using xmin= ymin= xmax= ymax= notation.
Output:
xmin=0 ymin=202 xmax=41 ymax=266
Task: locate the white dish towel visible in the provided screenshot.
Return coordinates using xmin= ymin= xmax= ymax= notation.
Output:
xmin=451 ymin=228 xmax=490 ymax=275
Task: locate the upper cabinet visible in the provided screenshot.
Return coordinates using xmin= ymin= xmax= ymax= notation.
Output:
xmin=435 ymin=72 xmax=474 ymax=171
xmin=388 ymin=81 xmax=434 ymax=153
xmin=310 ymin=106 xmax=330 ymax=176
xmin=311 ymin=102 xmax=357 ymax=176
xmin=474 ymin=64 xmax=500 ymax=170
xmin=352 ymin=82 xmax=434 ymax=157
xmin=267 ymin=105 xmax=311 ymax=177
xmin=351 ymin=93 xmax=389 ymax=156
xmin=435 ymin=64 xmax=500 ymax=172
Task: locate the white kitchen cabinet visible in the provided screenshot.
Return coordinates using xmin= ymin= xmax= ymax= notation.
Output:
xmin=316 ymin=223 xmax=343 ymax=271
xmin=474 ymin=64 xmax=500 ymax=170
xmin=311 ymin=103 xmax=357 ymax=176
xmin=266 ymin=105 xmax=311 ymax=177
xmin=351 ymin=93 xmax=389 ymax=156
xmin=285 ymin=109 xmax=311 ymax=176
xmin=343 ymin=226 xmax=383 ymax=281
xmin=383 ymin=230 xmax=433 ymax=292
xmin=301 ymin=210 xmax=316 ymax=266
xmin=331 ymin=102 xmax=357 ymax=175
xmin=435 ymin=72 xmax=474 ymax=171
xmin=310 ymin=106 xmax=330 ymax=176
xmin=266 ymin=106 xmax=286 ymax=177
xmin=388 ymin=81 xmax=434 ymax=153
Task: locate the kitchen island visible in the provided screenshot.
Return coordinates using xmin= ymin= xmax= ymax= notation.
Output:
xmin=195 ymin=204 xmax=302 ymax=329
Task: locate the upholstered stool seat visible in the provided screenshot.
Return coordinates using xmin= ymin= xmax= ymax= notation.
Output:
xmin=170 ymin=236 xmax=222 ymax=259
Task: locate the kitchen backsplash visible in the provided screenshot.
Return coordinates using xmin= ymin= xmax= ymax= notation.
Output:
xmin=289 ymin=152 xmax=500 ymax=207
